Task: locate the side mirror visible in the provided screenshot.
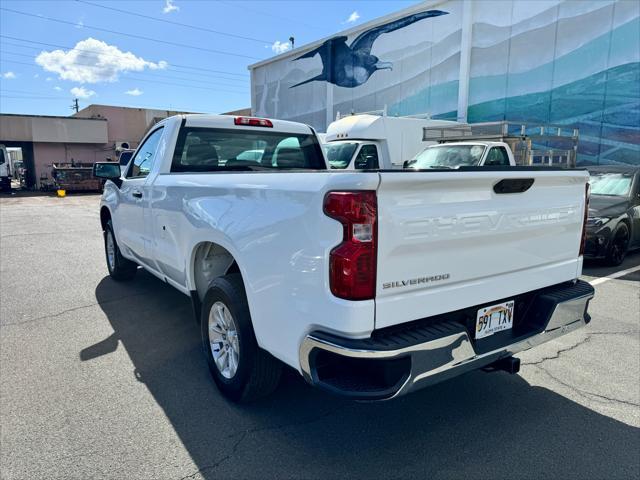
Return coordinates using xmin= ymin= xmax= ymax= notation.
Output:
xmin=93 ymin=162 xmax=122 ymax=187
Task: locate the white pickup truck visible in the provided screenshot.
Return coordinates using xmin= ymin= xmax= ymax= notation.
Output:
xmin=95 ymin=114 xmax=594 ymax=402
xmin=404 ymin=141 xmax=517 ymax=169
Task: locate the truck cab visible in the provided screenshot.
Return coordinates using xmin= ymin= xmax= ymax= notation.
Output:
xmin=405 ymin=141 xmax=516 ymax=169
xmin=323 ymin=113 xmax=461 ymax=170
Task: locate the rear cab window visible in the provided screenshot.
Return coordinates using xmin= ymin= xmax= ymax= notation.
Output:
xmin=171 ymin=128 xmax=325 ymax=172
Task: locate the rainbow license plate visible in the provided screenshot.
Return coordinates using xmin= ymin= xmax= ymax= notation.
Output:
xmin=475 ymin=300 xmax=514 ymax=339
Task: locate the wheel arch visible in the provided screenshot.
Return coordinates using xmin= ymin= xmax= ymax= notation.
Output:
xmin=100 ymin=206 xmax=111 ymax=231
xmin=189 ymin=241 xmax=245 ymax=301
xmin=617 ymin=216 xmax=631 ymax=234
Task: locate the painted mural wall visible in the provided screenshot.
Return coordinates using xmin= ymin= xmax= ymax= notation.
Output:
xmin=251 ymin=0 xmax=639 ymax=165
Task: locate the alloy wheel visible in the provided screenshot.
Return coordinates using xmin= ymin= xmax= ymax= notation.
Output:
xmin=208 ymin=301 xmax=240 ymax=379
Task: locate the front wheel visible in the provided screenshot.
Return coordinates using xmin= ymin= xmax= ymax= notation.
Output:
xmin=606 ymin=223 xmax=629 ymax=267
xmin=201 ymin=274 xmax=282 ymax=402
xmin=104 ymin=220 xmax=137 ymax=280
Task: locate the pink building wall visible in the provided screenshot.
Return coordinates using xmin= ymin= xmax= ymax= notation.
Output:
xmin=32 ymin=142 xmax=111 ymax=185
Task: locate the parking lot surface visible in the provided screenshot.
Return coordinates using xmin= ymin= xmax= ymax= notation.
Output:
xmin=1 ymin=194 xmax=639 ymax=480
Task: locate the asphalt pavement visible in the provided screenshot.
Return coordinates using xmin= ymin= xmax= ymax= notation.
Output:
xmin=1 ymin=194 xmax=638 ymax=480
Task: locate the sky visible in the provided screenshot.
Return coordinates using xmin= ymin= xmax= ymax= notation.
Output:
xmin=0 ymin=0 xmax=421 ymax=116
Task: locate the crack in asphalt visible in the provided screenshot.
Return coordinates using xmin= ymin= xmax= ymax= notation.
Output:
xmin=1 ymin=291 xmax=152 ymax=326
xmin=521 ymin=336 xmax=591 ymax=366
xmin=535 ymin=364 xmax=640 ymax=408
xmin=520 ymin=331 xmax=640 ymax=408
xmin=177 ymin=432 xmax=247 ymax=480
xmin=521 ymin=328 xmax=639 ymax=367
xmin=0 ymin=229 xmax=96 ymax=239
xmin=176 ymin=406 xmax=348 ymax=480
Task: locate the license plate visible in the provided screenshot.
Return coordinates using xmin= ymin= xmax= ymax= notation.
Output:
xmin=475 ymin=300 xmax=514 ymax=339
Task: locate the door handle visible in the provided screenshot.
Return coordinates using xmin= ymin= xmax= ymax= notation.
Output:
xmin=132 ymin=190 xmax=143 ymax=199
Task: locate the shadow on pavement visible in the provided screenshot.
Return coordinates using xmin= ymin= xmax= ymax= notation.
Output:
xmin=583 ymin=250 xmax=640 ymax=282
xmin=85 ymin=271 xmax=639 ymax=479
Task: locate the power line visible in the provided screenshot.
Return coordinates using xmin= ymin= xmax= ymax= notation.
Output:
xmin=0 ymin=49 xmax=248 ymax=89
xmin=0 ymin=35 xmax=249 ymax=79
xmin=219 ymin=0 xmax=325 ymax=32
xmin=0 ymin=94 xmax=69 ymax=100
xmin=76 ymin=0 xmax=272 ymax=45
xmin=0 ymin=7 xmax=261 ymax=61
xmin=0 ymin=59 xmax=249 ymax=95
xmin=0 ymin=95 xmax=215 ymax=114
xmin=0 ymin=88 xmax=68 ymax=97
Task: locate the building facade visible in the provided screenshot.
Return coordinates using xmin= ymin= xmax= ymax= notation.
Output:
xmin=0 ymin=105 xmax=192 ymax=188
xmin=250 ymin=0 xmax=639 ymax=165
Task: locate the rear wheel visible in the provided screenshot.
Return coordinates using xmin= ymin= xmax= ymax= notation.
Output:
xmin=104 ymin=219 xmax=137 ymax=280
xmin=201 ymin=274 xmax=282 ymax=402
xmin=606 ymin=223 xmax=629 ymax=267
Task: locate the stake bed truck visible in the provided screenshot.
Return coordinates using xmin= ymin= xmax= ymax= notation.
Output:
xmin=94 ymin=114 xmax=594 ymax=402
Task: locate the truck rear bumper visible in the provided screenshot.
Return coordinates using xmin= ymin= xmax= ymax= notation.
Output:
xmin=299 ymin=280 xmax=594 ymax=400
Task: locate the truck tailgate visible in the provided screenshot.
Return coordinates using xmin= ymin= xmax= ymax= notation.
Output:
xmin=375 ymin=170 xmax=588 ymax=329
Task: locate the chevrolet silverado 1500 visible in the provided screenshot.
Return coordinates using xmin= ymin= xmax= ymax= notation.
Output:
xmin=94 ymin=114 xmax=594 ymax=402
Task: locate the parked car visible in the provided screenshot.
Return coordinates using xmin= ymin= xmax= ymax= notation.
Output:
xmin=584 ymin=165 xmax=640 ymax=265
xmin=94 ymin=114 xmax=594 ymax=403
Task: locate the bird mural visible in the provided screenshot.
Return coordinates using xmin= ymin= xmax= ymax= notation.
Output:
xmin=291 ymin=10 xmax=449 ymax=89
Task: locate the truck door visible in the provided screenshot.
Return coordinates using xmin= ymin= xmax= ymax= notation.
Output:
xmin=117 ymin=127 xmax=164 ymax=265
xmin=354 ymin=144 xmax=380 ymax=170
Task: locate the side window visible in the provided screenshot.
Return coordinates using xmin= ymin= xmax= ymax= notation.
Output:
xmin=127 ymin=128 xmax=164 ymax=178
xmin=485 ymin=147 xmax=510 ymax=166
xmin=354 ymin=144 xmax=379 ymax=170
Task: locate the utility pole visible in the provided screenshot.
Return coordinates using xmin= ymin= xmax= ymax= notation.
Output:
xmin=70 ymin=98 xmax=79 ymax=114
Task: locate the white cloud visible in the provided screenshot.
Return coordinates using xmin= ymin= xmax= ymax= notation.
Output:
xmin=70 ymin=86 xmax=96 ymax=99
xmin=53 ymin=86 xmax=62 ymax=91
xmin=345 ymin=11 xmax=360 ymax=23
xmin=125 ymin=88 xmax=143 ymax=96
xmin=271 ymin=40 xmax=291 ymax=54
xmin=33 ymin=73 xmax=39 ymax=79
xmin=2 ymin=71 xmax=16 ymax=79
xmin=46 ymin=77 xmax=52 ymax=81
xmin=76 ymin=19 xmax=84 ymax=29
xmin=35 ymin=38 xmax=168 ymax=84
xmin=162 ymin=0 xmax=179 ymax=14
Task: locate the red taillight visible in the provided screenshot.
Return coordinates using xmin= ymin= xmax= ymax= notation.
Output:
xmin=324 ymin=191 xmax=377 ymax=300
xmin=234 ymin=116 xmax=273 ymax=127
xmin=580 ymin=182 xmax=590 ymax=255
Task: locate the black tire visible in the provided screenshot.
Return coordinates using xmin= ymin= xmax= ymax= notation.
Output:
xmin=201 ymin=274 xmax=282 ymax=402
xmin=104 ymin=219 xmax=137 ymax=281
xmin=606 ymin=223 xmax=629 ymax=267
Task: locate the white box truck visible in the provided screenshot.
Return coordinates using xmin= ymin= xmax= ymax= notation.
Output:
xmin=323 ymin=112 xmax=461 ymax=170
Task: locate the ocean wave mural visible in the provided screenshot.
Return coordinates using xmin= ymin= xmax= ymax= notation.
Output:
xmin=250 ymin=0 xmax=640 ymax=165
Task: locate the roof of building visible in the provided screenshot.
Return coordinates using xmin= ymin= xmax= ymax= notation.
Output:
xmin=0 ymin=113 xmax=106 ymax=121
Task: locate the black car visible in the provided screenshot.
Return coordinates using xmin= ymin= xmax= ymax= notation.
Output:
xmin=585 ymin=166 xmax=640 ymax=265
